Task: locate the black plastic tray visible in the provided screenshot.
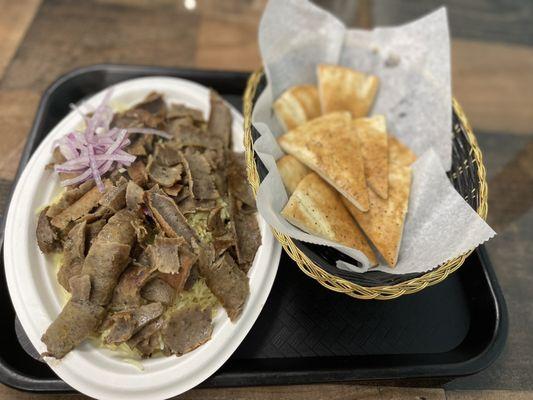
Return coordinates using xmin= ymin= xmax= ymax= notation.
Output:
xmin=0 ymin=65 xmax=507 ymax=393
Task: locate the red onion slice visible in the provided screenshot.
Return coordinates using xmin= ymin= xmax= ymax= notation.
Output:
xmin=54 ymin=89 xmax=171 ymax=192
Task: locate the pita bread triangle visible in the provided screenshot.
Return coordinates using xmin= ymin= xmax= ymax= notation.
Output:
xmin=278 ymin=112 xmax=370 ymax=212
xmin=342 ymin=163 xmax=412 ymax=267
xmin=276 ymin=155 xmax=310 ymax=195
xmin=353 ymin=115 xmax=389 ymax=199
xmin=389 ymin=135 xmax=417 ymax=166
xmin=273 ymin=84 xmax=321 ymax=131
xmin=282 ymin=172 xmax=377 ymax=266
xmin=317 ymin=64 xmax=379 ymax=118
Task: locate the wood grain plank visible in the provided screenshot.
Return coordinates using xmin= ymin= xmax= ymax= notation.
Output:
xmin=354 ymin=0 xmax=373 ymax=29
xmin=452 ymin=39 xmax=533 ymax=135
xmin=0 ymin=385 xmax=88 ymax=400
xmin=486 ymin=138 xmax=533 ymax=232
xmin=95 ymin=0 xmax=266 ymax=14
xmin=0 ymin=90 xmax=40 ymax=180
xmin=194 ymin=2 xmax=264 ymax=71
xmin=0 ymin=178 xmax=14 ymax=223
xmin=7 ymin=385 xmax=529 ymax=400
xmin=379 ymin=386 xmax=445 ymax=400
xmin=445 ymin=132 xmax=533 ymax=391
xmin=370 ymin=0 xmax=533 ymax=47
xmin=447 ymin=390 xmax=533 ymax=400
xmin=94 ymin=0 xmax=179 ymax=7
xmin=0 ymin=0 xmax=41 ymax=80
xmin=192 ymin=0 xmax=267 ymax=15
xmin=0 ymin=0 xmax=200 ymax=92
xmin=181 ymin=384 xmax=380 ymax=400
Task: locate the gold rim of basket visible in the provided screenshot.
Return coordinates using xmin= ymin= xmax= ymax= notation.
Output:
xmin=243 ymin=69 xmax=488 ymax=300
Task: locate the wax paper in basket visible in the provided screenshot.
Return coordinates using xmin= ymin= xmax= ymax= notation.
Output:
xmin=252 ymin=0 xmax=496 ymax=274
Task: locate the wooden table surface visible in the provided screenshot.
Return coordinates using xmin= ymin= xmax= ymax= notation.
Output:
xmin=0 ymin=0 xmax=531 ymax=399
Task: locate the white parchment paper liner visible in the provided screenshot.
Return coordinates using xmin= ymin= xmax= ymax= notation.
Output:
xmin=252 ymin=0 xmax=495 ymax=274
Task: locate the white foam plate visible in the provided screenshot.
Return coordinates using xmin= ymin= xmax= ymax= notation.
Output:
xmin=4 ymin=77 xmax=281 ymax=400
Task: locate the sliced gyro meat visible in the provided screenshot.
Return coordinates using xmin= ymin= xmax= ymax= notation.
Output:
xmin=228 ymin=152 xmax=256 ymax=209
xmin=163 ymin=183 xmax=183 ymax=197
xmin=145 ymin=190 xmax=199 ymax=245
xmin=127 ymin=160 xmax=149 ymax=188
xmin=135 ymin=92 xmax=166 ymax=115
xmin=141 ymin=278 xmax=176 ymax=305
xmin=98 ymin=181 xmax=127 ymax=212
xmin=85 ymin=219 xmax=106 ymax=249
xmin=207 ymin=206 xmax=226 ymax=237
xmin=179 ymin=151 xmax=194 ymax=199
xmin=183 ymin=149 xmax=218 ymax=200
xmin=111 ymin=263 xmax=156 ymax=310
xmin=68 ymin=274 xmax=92 ymax=303
xmin=131 ymin=218 xmax=149 ymax=245
xmin=129 ymin=318 xmax=164 ymax=358
xmin=113 ymin=108 xmax=163 ymax=130
xmin=126 ymin=180 xmax=144 ymax=211
xmin=162 ymin=306 xmax=213 ymax=356
xmin=172 ymin=130 xmax=224 ymax=150
xmin=128 ymin=317 xmax=164 ymax=348
xmin=232 ymin=205 xmax=261 ymax=271
xmin=146 ymin=235 xmax=197 ymax=275
xmin=199 ymin=253 xmax=248 ymax=321
xmin=178 ymin=196 xmax=217 ymax=215
xmin=207 ymin=90 xmax=232 ymax=149
xmin=82 ymin=210 xmax=139 ymax=306
xmin=204 ymin=147 xmax=227 ymax=195
xmin=105 ymin=302 xmax=164 ymax=344
xmin=42 ymin=299 xmax=105 ymax=359
xmin=46 ymin=180 xmax=95 ymax=218
xmin=136 ymin=334 xmax=164 ymax=358
xmin=153 ymin=235 xmax=198 ymax=292
xmin=146 ymin=155 xmax=183 ymax=188
xmin=213 ymin=232 xmax=237 ymax=258
xmin=50 ymin=180 xmax=112 ymax=230
xmin=41 ymin=210 xmax=139 ymax=358
xmin=57 ymin=220 xmax=87 ymax=291
xmin=147 ymin=236 xmax=182 ymax=274
xmin=90 ymin=181 xmax=127 ymax=219
xmin=183 ymin=265 xmax=199 ymax=291
xmin=130 ymin=136 xmax=151 ymax=156
xmin=167 ymin=118 xmax=202 ymax=138
xmin=203 ymin=148 xmax=225 ymax=170
xmin=41 ymin=275 xmax=105 ymax=359
xmin=36 ymin=207 xmax=60 ymax=253
xmin=90 ymin=209 xmax=138 ymax=246
xmin=167 ymin=103 xmax=204 ymax=122
xmin=154 ymin=142 xmax=182 ymax=166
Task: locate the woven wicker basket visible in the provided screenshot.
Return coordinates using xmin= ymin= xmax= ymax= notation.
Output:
xmin=243 ymin=69 xmax=488 ymax=300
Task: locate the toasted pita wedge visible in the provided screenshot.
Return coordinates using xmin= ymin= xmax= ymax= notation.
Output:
xmin=277 ymin=155 xmax=310 ymax=195
xmin=342 ymin=164 xmax=411 ymax=267
xmin=353 ymin=115 xmax=389 ymax=199
xmin=389 ymin=135 xmax=417 ymax=166
xmin=282 ymin=173 xmax=377 ymax=265
xmin=278 ymin=112 xmax=369 ymax=212
xmin=273 ymin=85 xmax=322 ymax=131
xmin=317 ymin=64 xmax=379 ymax=118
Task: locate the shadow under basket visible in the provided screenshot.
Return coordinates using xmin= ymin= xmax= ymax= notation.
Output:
xmin=242 ymin=69 xmax=489 ymax=300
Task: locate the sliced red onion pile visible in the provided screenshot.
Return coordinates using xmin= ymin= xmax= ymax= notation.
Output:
xmin=53 ymin=90 xmax=172 ymax=192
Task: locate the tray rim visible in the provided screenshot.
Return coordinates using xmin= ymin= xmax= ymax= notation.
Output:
xmin=0 ymin=64 xmax=507 ymax=393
